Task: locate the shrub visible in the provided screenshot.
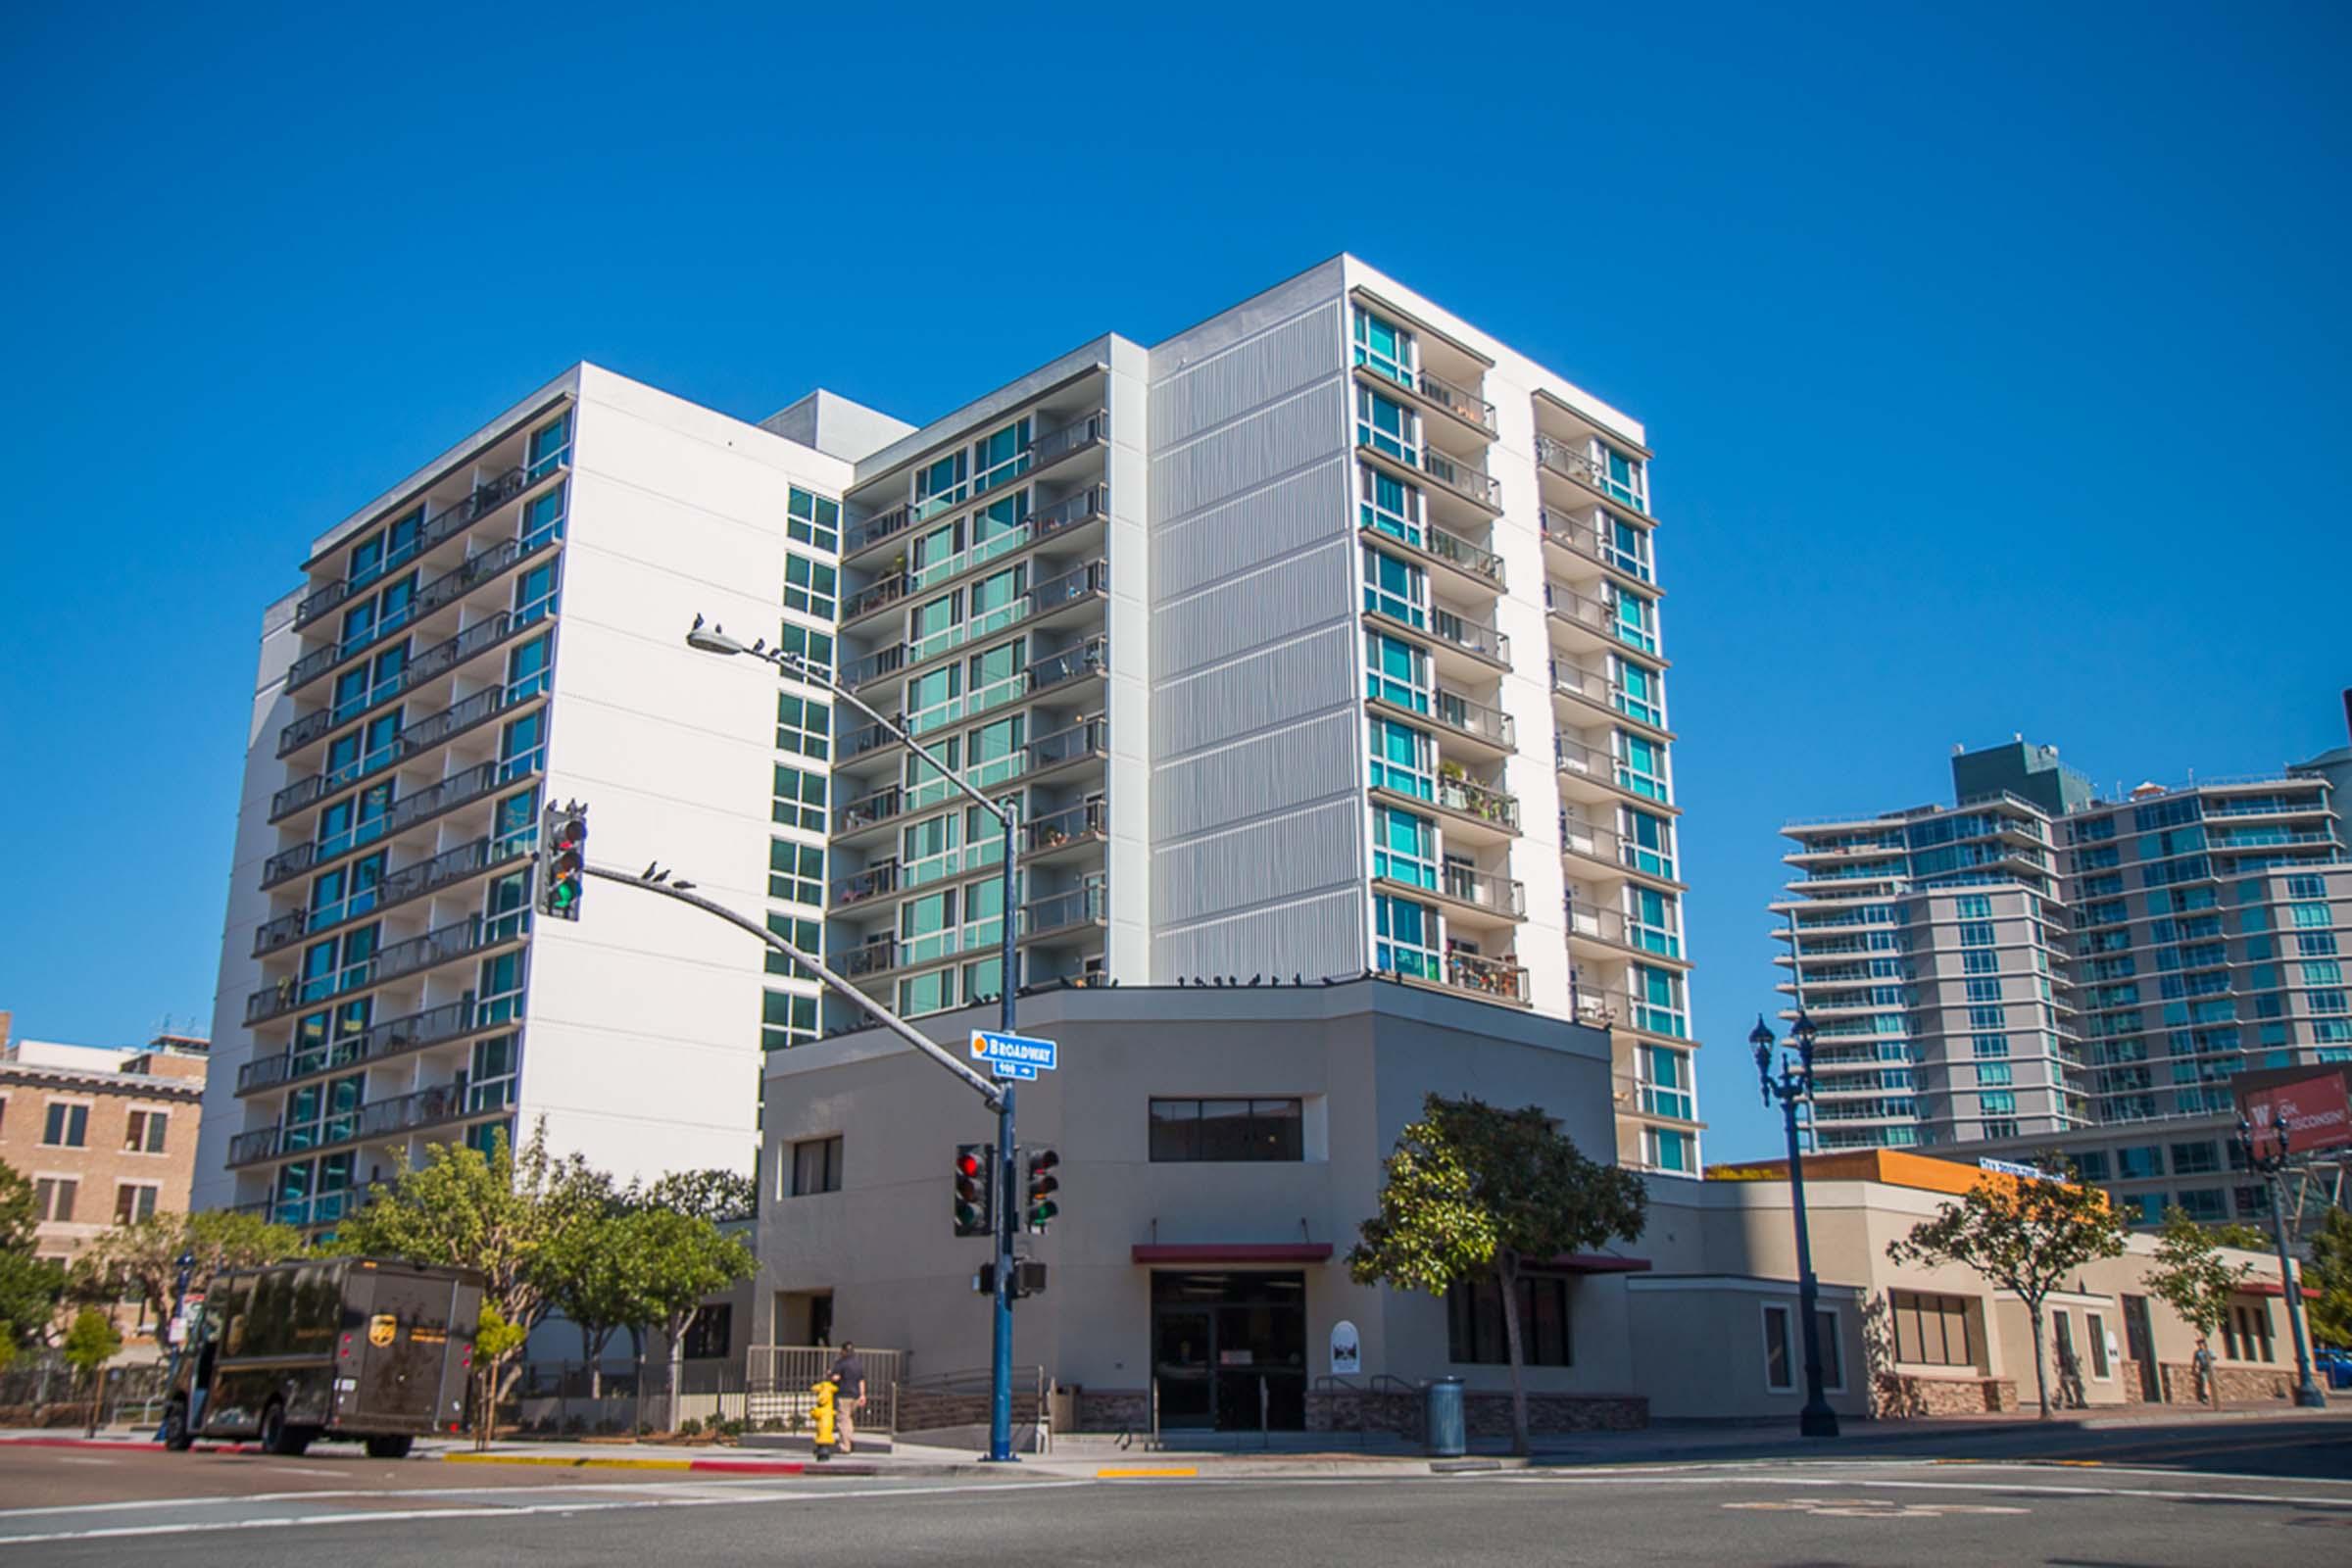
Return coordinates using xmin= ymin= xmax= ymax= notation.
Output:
xmin=678 ymin=1417 xmax=703 ymax=1437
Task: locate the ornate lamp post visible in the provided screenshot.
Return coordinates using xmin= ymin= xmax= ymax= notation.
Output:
xmin=2235 ymin=1116 xmax=2328 ymax=1409
xmin=1751 ymin=1010 xmax=1838 ymax=1438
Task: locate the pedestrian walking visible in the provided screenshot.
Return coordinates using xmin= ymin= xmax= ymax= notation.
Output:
xmin=829 ymin=1341 xmax=867 ymax=1453
xmin=2193 ymin=1335 xmax=2216 ymax=1405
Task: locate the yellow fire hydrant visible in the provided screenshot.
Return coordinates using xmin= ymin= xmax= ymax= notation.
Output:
xmin=810 ymin=1377 xmax=839 ymax=1460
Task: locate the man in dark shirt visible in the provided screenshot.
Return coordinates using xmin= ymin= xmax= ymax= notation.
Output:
xmin=829 ymin=1342 xmax=867 ymax=1452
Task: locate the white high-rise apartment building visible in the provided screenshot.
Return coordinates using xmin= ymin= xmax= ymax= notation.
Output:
xmin=196 ymin=257 xmax=1703 ymax=1221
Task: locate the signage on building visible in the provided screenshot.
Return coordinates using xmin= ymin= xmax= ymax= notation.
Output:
xmin=1977 ymin=1157 xmax=2061 ymax=1181
xmin=969 ymin=1030 xmax=1058 ymax=1082
xmin=2242 ymin=1071 xmax=2352 ymax=1153
xmin=1329 ymin=1320 xmax=1361 ymax=1376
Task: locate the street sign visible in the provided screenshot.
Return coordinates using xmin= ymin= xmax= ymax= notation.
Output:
xmin=970 ymin=1030 xmax=1057 ymax=1076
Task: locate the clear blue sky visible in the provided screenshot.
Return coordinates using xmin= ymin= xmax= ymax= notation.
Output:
xmin=2 ymin=2 xmax=2344 ymax=1162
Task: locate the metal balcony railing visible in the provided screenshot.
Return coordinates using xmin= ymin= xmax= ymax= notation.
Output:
xmin=834 ymin=784 xmax=906 ymax=836
xmin=244 ymin=910 xmax=522 ymax=1025
xmin=835 ymin=939 xmax=899 ymax=979
xmin=1413 ymin=447 xmax=1500 ymax=510
xmin=1429 ymin=689 xmax=1515 ymax=751
xmin=1030 ymin=483 xmax=1108 ymax=541
xmin=252 ymin=831 xmax=531 ymax=958
xmin=1028 ymin=715 xmax=1107 ymax=772
xmin=1024 ymin=884 xmax=1106 ymax=937
xmin=1029 ymin=559 xmax=1108 ymax=614
xmin=277 ymin=605 xmax=543 ymax=758
xmin=830 ymin=860 xmax=901 ymax=909
xmin=1559 ymin=813 xmax=1676 ymax=882
xmin=1436 ymin=774 xmax=1520 ymax=831
xmin=1031 ymin=410 xmax=1107 ymax=467
xmin=1030 ymin=637 xmax=1107 ymax=691
xmin=1025 ymin=799 xmax=1105 ymax=854
xmin=292 ymin=459 xmax=557 ymax=629
xmin=1441 ymin=865 xmax=1526 ymax=918
xmin=287 ymin=527 xmax=557 ymax=692
xmin=1382 ymin=950 xmax=1530 ymax=1005
xmin=270 ymin=679 xmax=540 ymax=821
xmin=839 ymin=641 xmax=908 ymax=691
xmin=1418 ymin=522 xmax=1506 ymax=588
xmin=845 ymin=501 xmax=914 ymax=557
xmin=236 ymin=995 xmax=481 ymax=1096
xmin=842 ymin=572 xmax=912 ymax=623
xmin=1409 ymin=368 xmax=1495 ymax=434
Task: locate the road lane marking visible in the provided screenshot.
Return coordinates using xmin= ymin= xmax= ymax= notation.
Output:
xmin=1098 ymin=1467 xmax=1198 ymax=1479
xmin=1724 ymin=1496 xmax=2030 ymax=1518
xmin=1494 ymin=1471 xmax=2352 ymax=1510
xmin=270 ymin=1467 xmax=346 ymax=1478
xmin=0 ymin=1479 xmax=1094 ymax=1546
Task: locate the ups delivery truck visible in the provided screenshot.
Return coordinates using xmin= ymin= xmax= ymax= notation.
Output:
xmin=163 ymin=1257 xmax=483 ymax=1457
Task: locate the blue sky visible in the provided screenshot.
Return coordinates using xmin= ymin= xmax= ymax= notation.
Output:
xmin=1 ymin=2 xmax=2344 ymax=1161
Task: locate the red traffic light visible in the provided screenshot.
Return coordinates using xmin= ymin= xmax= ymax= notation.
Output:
xmin=956 ymin=1151 xmax=983 ymax=1180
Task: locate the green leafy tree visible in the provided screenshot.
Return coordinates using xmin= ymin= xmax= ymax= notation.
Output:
xmin=328 ymin=1122 xmax=610 ymax=1408
xmin=2304 ymin=1204 xmax=2352 ymax=1349
xmin=628 ymin=1170 xmax=757 ymax=1225
xmin=61 ymin=1307 xmax=122 ymax=1437
xmin=621 ymin=1209 xmax=756 ymax=1433
xmin=2195 ymin=1220 xmax=2274 ymax=1252
xmin=0 ymin=1159 xmax=66 ymax=1352
xmin=541 ymin=1209 xmax=649 ymax=1399
xmin=471 ymin=1304 xmax=528 ymax=1450
xmin=1347 ymin=1095 xmax=1646 ymax=1456
xmin=69 ymin=1209 xmax=304 ymax=1327
xmin=2143 ymin=1206 xmax=2255 ymax=1405
xmin=1886 ymin=1164 xmax=2127 ymax=1418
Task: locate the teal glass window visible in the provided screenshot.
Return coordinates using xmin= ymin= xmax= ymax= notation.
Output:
xmin=775 ymin=693 xmax=829 ymax=760
xmin=1617 ymin=732 xmax=1668 ymax=802
xmin=1373 ymin=806 xmax=1439 ymax=890
xmin=1369 ymin=717 xmax=1435 ymax=800
xmin=762 ymin=989 xmax=819 ymax=1052
xmin=914 ymin=451 xmax=968 ymax=520
xmin=784 ymin=554 xmax=838 ymax=618
xmin=527 ymin=413 xmax=571 ymax=480
xmin=762 ymin=913 xmax=819 ymax=978
xmin=1375 ymin=893 xmax=1440 ymax=978
xmin=1625 ymin=808 xmax=1675 ymax=879
xmin=1639 ymin=1046 xmax=1692 ymax=1120
xmin=1611 ymin=589 xmax=1657 ymax=655
xmin=903 ymin=809 xmax=963 ymax=887
xmin=1614 ymin=658 xmax=1662 ymax=727
xmin=1362 ymin=547 xmax=1426 ymax=627
xmin=768 ymin=840 xmax=823 ymax=905
xmin=772 ymin=764 xmax=826 ymax=831
xmin=507 ymin=635 xmax=552 ymax=701
xmin=967 ymin=637 xmax=1026 ymax=714
xmin=905 ymin=738 xmax=963 ymax=811
xmin=1355 ymin=387 xmax=1416 ymax=463
xmin=968 ymin=714 xmax=1025 ymax=790
xmin=1630 ymin=887 xmax=1681 ymax=957
xmin=778 ymin=621 xmax=833 ymax=678
xmin=897 ymin=968 xmax=953 ymax=1018
xmin=520 ymin=483 xmax=566 ymax=548
xmin=1365 ymin=630 xmax=1431 ymax=711
xmin=1358 ymin=466 xmax=1423 ymax=546
xmin=972 ymin=417 xmax=1032 ymax=496
xmin=970 ymin=492 xmax=1029 ymax=564
xmin=514 ymin=559 xmax=560 ymax=625
xmin=501 ymin=710 xmax=546 ymax=778
xmin=1632 ymin=964 xmax=1688 ymax=1038
xmin=906 ymin=664 xmax=963 ymax=733
xmin=787 ymin=488 xmax=841 ymax=552
xmin=1602 ymin=446 xmax=1645 ymax=513
xmin=1605 ymin=516 xmax=1651 ymax=582
xmin=1352 ymin=307 xmax=1412 ymax=386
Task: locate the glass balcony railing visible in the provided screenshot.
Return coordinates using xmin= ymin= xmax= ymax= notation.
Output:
xmin=830 ymin=860 xmax=901 ymax=909
xmin=1029 ymin=559 xmax=1108 ymax=615
xmin=226 ymin=1080 xmax=483 ymax=1169
xmin=1535 ymin=436 xmax=1647 ymax=515
xmin=1024 ymin=884 xmax=1106 ymax=938
xmin=1441 ymin=865 xmax=1526 ymax=918
xmin=1031 ymin=636 xmax=1107 ymax=691
xmin=1028 ymin=714 xmax=1107 ymax=773
xmin=841 ymin=572 xmax=913 ymax=624
xmin=1025 ymin=799 xmax=1106 ymax=854
xmin=1436 ymin=774 xmax=1520 ymax=831
xmin=1031 ymin=410 xmax=1108 ymax=468
xmin=1424 ymin=688 xmax=1515 ymax=751
xmin=834 ymin=784 xmax=905 ymax=837
xmin=1381 ymin=950 xmax=1529 ymax=1004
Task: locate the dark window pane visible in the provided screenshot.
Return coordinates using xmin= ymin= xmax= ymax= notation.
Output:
xmin=1251 ymin=1100 xmax=1302 ymax=1160
xmin=1149 ymin=1100 xmax=1199 ymax=1162
xmin=1196 ymin=1100 xmax=1254 ymax=1162
xmin=1816 ymin=1309 xmax=1841 ymax=1388
xmin=1764 ymin=1305 xmax=1791 ymax=1390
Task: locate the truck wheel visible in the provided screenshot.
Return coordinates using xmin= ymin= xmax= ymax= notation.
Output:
xmin=162 ymin=1399 xmax=193 ymax=1452
xmin=365 ymin=1435 xmax=414 ymax=1460
xmin=259 ymin=1400 xmax=303 ymax=1456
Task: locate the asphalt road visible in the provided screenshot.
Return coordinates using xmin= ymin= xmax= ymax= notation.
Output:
xmin=6 ymin=1416 xmax=2352 ymax=1566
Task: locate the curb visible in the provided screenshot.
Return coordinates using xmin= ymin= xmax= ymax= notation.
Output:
xmin=441 ymin=1452 xmax=815 ymax=1476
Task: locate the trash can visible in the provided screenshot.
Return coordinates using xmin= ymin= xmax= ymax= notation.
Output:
xmin=1425 ymin=1377 xmax=1466 ymax=1458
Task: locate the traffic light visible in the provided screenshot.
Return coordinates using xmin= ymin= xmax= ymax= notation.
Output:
xmin=537 ymin=801 xmax=588 ymax=920
xmin=953 ymin=1143 xmax=994 ymax=1238
xmin=1024 ymin=1147 xmax=1060 ymax=1232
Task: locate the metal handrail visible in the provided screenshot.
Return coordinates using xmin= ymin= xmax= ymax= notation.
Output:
xmin=1436 ymin=774 xmax=1520 ymax=831
xmin=236 ymin=994 xmax=480 ymax=1096
xmin=835 ymin=784 xmax=906 ymax=836
xmin=252 ymin=829 xmax=530 ymax=958
xmin=1029 ymin=714 xmax=1108 ymax=771
xmin=287 ymin=527 xmax=558 ymax=692
xmin=292 ymin=459 xmax=556 ymax=628
xmin=1031 ymin=410 xmax=1108 ymax=467
xmin=270 ymin=678 xmax=540 ymax=821
xmin=277 ymin=606 xmax=541 ymax=757
xmin=1024 ymin=884 xmax=1106 ymax=937
xmin=1030 ymin=637 xmax=1107 ymax=690
xmin=842 ymin=571 xmax=912 ymax=623
xmin=1535 ymin=435 xmax=1646 ymax=514
xmin=1413 ymin=445 xmax=1500 ymax=509
xmin=1427 ymin=689 xmax=1515 ymax=751
xmin=1407 ymin=368 xmax=1495 ymax=433
xmin=830 ymin=859 xmax=901 ymax=907
xmin=1026 ymin=799 xmax=1105 ymax=853
xmin=245 ymin=910 xmax=521 ymax=1024
xmin=1029 ymin=559 xmax=1108 ymax=613
xmin=1442 ymin=864 xmax=1527 ymax=917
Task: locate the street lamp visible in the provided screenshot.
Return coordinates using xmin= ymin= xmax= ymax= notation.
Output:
xmin=2235 ymin=1116 xmax=2328 ymax=1409
xmin=1752 ymin=1010 xmax=1838 ymax=1439
xmin=687 ymin=617 xmax=1027 ymax=1462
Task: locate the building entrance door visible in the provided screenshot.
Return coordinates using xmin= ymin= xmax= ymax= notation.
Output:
xmin=1150 ymin=1272 xmax=1306 ymax=1431
xmin=2122 ymin=1295 xmax=2160 ymax=1401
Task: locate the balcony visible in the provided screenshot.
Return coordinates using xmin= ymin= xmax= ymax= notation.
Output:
xmin=835 ymin=938 xmax=900 ymax=980
xmin=1559 ymin=814 xmax=1677 ymax=886
xmin=1536 ymin=435 xmax=1646 ymax=516
xmin=1371 ymin=772 xmax=1521 ymax=848
xmin=277 ymin=606 xmax=545 ymax=759
xmin=1566 ymin=901 xmax=1685 ymax=964
xmin=236 ymin=994 xmax=484 ymax=1097
xmin=1366 ymin=607 xmax=1509 ymax=676
xmin=1556 ymin=734 xmax=1671 ymax=812
xmin=839 ymin=642 xmax=908 ymax=692
xmin=1027 ymin=714 xmax=1109 ymax=778
xmin=253 ymin=830 xmax=531 ymax=958
xmin=287 ymin=526 xmax=558 ymax=694
xmin=834 ymin=784 xmax=906 ymax=841
xmin=1415 ymin=689 xmax=1516 ymax=759
xmin=1024 ymin=883 xmax=1107 ymax=941
xmin=1361 ymin=516 xmax=1506 ymax=594
xmin=841 ymin=571 xmax=913 ymax=625
xmin=291 ymin=459 xmax=558 ymax=630
xmin=1031 ymin=636 xmax=1108 ymax=693
xmin=1539 ymin=507 xmax=1651 ymax=587
xmin=1551 ymin=660 xmax=1670 ymax=740
xmin=1029 ymin=559 xmax=1108 ymax=624
xmin=270 ymin=678 xmax=544 ymax=822
xmin=266 ymin=755 xmax=534 ymax=892
xmin=830 ymin=859 xmax=901 ymax=911
xmin=244 ymin=910 xmax=525 ymax=1025
xmin=1024 ymin=799 xmax=1106 ymax=861
xmin=1381 ymin=950 xmax=1530 ymax=1007
xmin=846 ymin=469 xmax=1110 ymax=563
xmin=1030 ymin=410 xmax=1108 ymax=469
xmin=226 ymin=1081 xmax=484 ymax=1170
xmin=1436 ymin=865 xmax=1528 ymax=923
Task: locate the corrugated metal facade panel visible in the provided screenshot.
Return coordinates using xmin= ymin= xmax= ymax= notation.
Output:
xmin=1149 ymin=301 xmax=1345 ymax=451
xmin=1152 ymin=796 xmax=1364 ymax=926
xmin=1147 ymin=286 xmax=1363 ymax=985
xmin=1151 ymin=381 xmax=1347 ymax=523
xmin=1151 ymin=460 xmax=1349 ymax=603
xmin=1153 ymin=886 xmax=1368 ymax=983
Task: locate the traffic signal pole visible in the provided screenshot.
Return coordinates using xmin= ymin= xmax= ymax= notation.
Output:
xmin=991 ymin=810 xmax=1017 ymax=1463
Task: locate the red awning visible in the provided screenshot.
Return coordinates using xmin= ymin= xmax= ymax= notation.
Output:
xmin=1132 ymin=1244 xmax=1335 ymax=1265
xmin=1544 ymin=1252 xmax=1653 ymax=1274
xmin=2241 ymin=1280 xmax=2321 ymax=1299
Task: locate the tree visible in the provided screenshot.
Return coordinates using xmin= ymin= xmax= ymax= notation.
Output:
xmin=628 ymin=1170 xmax=757 ymax=1225
xmin=328 ymin=1123 xmax=610 ymax=1411
xmin=69 ymin=1209 xmax=303 ymax=1328
xmin=2304 ymin=1204 xmax=2352 ymax=1349
xmin=0 ymin=1159 xmax=65 ymax=1353
xmin=470 ymin=1305 xmax=528 ymax=1450
xmin=1886 ymin=1165 xmax=2127 ymax=1418
xmin=1347 ymin=1095 xmax=1646 ymax=1456
xmin=61 ymin=1308 xmax=122 ymax=1438
xmin=540 ymin=1209 xmax=647 ymax=1400
xmin=2195 ymin=1220 xmax=2274 ymax=1253
xmin=2143 ymin=1206 xmax=2255 ymax=1405
xmin=620 ymin=1209 xmax=755 ymax=1433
